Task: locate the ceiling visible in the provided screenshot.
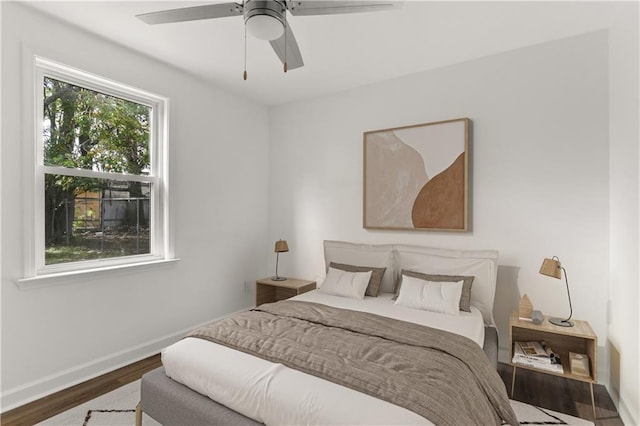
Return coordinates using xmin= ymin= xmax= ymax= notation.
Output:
xmin=23 ymin=1 xmax=619 ymax=106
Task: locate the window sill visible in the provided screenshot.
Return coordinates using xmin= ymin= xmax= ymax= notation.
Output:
xmin=16 ymin=258 xmax=181 ymax=290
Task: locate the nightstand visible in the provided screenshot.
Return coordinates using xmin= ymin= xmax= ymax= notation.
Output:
xmin=255 ymin=277 xmax=316 ymax=306
xmin=509 ymin=311 xmax=598 ymax=419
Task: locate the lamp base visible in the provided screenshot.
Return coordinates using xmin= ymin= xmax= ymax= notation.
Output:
xmin=549 ymin=317 xmax=574 ymax=327
xmin=272 ymin=276 xmax=287 ymax=281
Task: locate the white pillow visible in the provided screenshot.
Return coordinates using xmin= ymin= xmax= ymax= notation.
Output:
xmin=323 ymin=240 xmax=396 ymax=293
xmin=394 ymin=275 xmax=463 ymax=315
xmin=395 ymin=246 xmax=498 ymax=325
xmin=318 ymin=267 xmax=372 ymax=300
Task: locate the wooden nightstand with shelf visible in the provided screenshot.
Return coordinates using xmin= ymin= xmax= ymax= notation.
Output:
xmin=255 ymin=277 xmax=316 ymax=306
xmin=509 ymin=311 xmax=598 ymax=419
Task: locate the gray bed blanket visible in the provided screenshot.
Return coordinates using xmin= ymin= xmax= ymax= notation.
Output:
xmin=187 ymin=300 xmax=519 ymax=426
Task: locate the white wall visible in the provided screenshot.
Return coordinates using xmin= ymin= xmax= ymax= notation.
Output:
xmin=607 ymin=2 xmax=640 ymax=425
xmin=269 ymin=31 xmax=612 ymax=384
xmin=1 ymin=2 xmax=269 ymax=410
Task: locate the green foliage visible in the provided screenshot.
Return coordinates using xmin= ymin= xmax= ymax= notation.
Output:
xmin=45 ymin=234 xmax=150 ymax=264
xmin=43 ymin=77 xmax=150 ymax=179
xmin=45 ymin=244 xmax=121 ymax=264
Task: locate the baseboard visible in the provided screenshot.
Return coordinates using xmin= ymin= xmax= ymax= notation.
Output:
xmin=616 ymin=393 xmax=638 ymax=426
xmin=0 ymin=306 xmax=251 ymax=412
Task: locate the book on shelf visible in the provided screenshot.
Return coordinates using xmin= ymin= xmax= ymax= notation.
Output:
xmin=516 ymin=341 xmax=547 ymax=357
xmin=513 ymin=341 xmax=561 ymax=364
xmin=513 ymin=341 xmax=563 ymax=373
xmin=512 ymin=354 xmax=564 ymax=373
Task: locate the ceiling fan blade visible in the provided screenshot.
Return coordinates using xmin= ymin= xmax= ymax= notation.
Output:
xmin=286 ymin=1 xmax=400 ymax=16
xmin=270 ymin=24 xmax=304 ymax=70
xmin=136 ymin=3 xmax=243 ymax=25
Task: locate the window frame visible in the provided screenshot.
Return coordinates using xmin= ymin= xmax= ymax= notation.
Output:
xmin=22 ymin=56 xmax=172 ymax=280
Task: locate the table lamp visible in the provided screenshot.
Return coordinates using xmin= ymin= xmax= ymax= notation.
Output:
xmin=539 ymin=256 xmax=574 ymax=327
xmin=273 ymin=240 xmax=289 ymax=281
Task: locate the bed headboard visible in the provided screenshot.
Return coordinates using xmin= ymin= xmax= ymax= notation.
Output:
xmin=323 ymin=240 xmax=499 ymax=326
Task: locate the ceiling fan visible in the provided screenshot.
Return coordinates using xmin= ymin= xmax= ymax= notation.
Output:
xmin=137 ymin=1 xmax=399 ymax=78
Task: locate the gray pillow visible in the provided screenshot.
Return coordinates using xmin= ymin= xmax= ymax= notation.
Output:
xmin=394 ymin=270 xmax=474 ymax=312
xmin=329 ymin=262 xmax=387 ymax=297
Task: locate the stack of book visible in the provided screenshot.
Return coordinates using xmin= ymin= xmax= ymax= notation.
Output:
xmin=512 ymin=340 xmax=564 ymax=373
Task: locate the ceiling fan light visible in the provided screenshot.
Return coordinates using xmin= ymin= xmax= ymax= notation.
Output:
xmin=246 ymin=14 xmax=284 ymax=41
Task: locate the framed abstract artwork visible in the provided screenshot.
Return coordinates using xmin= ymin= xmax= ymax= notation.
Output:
xmin=363 ymin=118 xmax=469 ymax=231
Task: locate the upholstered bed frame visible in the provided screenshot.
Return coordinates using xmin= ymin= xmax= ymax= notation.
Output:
xmin=136 ymin=241 xmax=501 ymax=425
xmin=136 ymin=328 xmax=497 ymax=426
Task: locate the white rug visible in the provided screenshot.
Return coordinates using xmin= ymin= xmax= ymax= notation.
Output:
xmin=507 ymin=400 xmax=593 ymax=425
xmin=37 ymin=380 xmax=593 ymax=426
xmin=36 ymin=381 xmax=160 ymax=426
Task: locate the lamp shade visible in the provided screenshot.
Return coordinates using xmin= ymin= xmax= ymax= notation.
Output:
xmin=275 ymin=240 xmax=289 ymax=253
xmin=539 ymin=257 xmax=562 ymax=279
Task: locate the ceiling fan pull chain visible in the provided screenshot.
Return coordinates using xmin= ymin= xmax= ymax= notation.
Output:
xmin=243 ymin=23 xmax=248 ymax=80
xmin=283 ymin=7 xmax=288 ymax=73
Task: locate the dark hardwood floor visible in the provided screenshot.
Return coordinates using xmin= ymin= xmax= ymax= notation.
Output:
xmin=1 ymin=357 xmax=622 ymax=425
xmin=498 ymin=363 xmax=623 ymax=426
xmin=0 ymin=354 xmax=162 ymax=426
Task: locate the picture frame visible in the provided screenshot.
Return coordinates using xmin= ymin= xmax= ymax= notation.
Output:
xmin=363 ymin=118 xmax=469 ymax=231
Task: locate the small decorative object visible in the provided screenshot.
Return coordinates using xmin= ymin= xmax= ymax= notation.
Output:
xmin=518 ymin=294 xmax=534 ymax=320
xmin=273 ymin=240 xmax=289 ymax=281
xmin=363 ymin=118 xmax=469 ymax=231
xmin=539 ymin=256 xmax=574 ymax=327
xmin=569 ymin=352 xmax=591 ymax=377
xmin=531 ymin=310 xmax=544 ymax=325
xmin=540 ymin=341 xmax=561 ymax=365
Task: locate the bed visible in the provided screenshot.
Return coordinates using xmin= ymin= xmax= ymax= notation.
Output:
xmin=137 ymin=241 xmax=516 ymax=425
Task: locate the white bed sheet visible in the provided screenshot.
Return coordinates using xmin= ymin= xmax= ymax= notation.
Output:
xmin=162 ymin=291 xmax=485 ymax=425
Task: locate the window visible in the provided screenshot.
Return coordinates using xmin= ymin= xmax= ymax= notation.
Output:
xmin=25 ymin=57 xmax=170 ymax=279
